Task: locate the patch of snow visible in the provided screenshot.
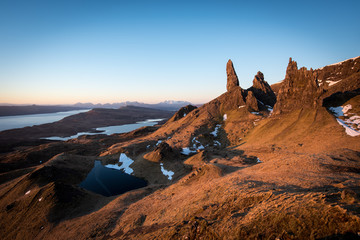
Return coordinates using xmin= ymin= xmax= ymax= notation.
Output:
xmin=326 ymin=80 xmax=342 ymax=86
xmin=317 ymin=79 xmax=323 ymax=87
xmin=197 ymin=145 xmax=204 ymax=150
xmin=349 ymin=115 xmax=360 ymax=124
xmin=25 ymin=190 xmax=31 ymax=195
xmin=342 ymin=104 xmax=352 ymax=114
xmin=156 ymin=140 xmax=162 ymax=146
xmin=223 ymin=114 xmax=227 ymax=121
xmin=38 ymin=197 xmax=43 ymax=202
xmin=257 ymin=100 xmax=264 ymax=105
xmin=256 ymin=158 xmax=262 ymax=163
xmin=105 ymin=153 xmax=134 ymax=174
xmin=251 ymin=112 xmax=260 ymax=115
xmin=214 ymin=140 xmax=221 ymax=146
xmin=40 ymin=161 xmax=42 ymax=163
xmin=160 ymin=163 xmax=174 ymax=180
xmin=336 ymin=119 xmax=360 ymax=137
xmin=329 ymin=106 xmax=344 ymax=117
xmin=181 ymin=148 xmax=196 ymax=155
xmin=238 ymin=105 xmax=246 ymax=109
xmin=183 ymin=113 xmax=187 ymax=117
xmin=210 ymin=124 xmax=221 ymax=137
xmin=266 ymin=105 xmax=273 ymax=112
xmin=146 ymin=145 xmax=150 ymax=149
xmin=329 ymin=104 xmax=360 ymax=137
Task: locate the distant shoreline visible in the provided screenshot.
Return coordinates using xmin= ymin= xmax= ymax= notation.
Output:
xmin=0 ymin=105 xmax=88 ymax=117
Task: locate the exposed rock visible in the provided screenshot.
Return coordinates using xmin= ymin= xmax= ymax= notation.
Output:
xmin=226 ymin=59 xmax=240 ymax=92
xmin=143 ymin=142 xmax=176 ymax=162
xmin=245 ymin=91 xmax=259 ymax=112
xmin=167 ymin=105 xmax=197 ymax=123
xmin=249 ymin=71 xmax=277 ymax=106
xmin=273 ymin=58 xmax=321 ymax=114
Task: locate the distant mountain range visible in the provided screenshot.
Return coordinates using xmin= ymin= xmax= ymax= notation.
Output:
xmin=71 ymin=100 xmax=193 ymax=111
xmin=0 ymin=100 xmax=193 ymax=116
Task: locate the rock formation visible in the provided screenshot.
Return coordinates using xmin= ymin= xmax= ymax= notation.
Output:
xmin=226 ymin=59 xmax=240 ymax=92
xmin=245 ymin=91 xmax=259 ymax=112
xmin=143 ymin=142 xmax=175 ymax=162
xmin=249 ymin=71 xmax=276 ymax=107
xmin=272 ymin=58 xmax=321 ymax=114
xmin=167 ymin=105 xmax=197 ymax=123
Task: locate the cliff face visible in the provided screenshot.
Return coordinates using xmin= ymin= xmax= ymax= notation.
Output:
xmin=273 ymin=56 xmax=360 ymax=114
xmin=273 ymin=58 xmax=322 ymax=114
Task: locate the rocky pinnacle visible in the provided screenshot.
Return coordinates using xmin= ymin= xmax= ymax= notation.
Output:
xmin=226 ymin=59 xmax=239 ymax=92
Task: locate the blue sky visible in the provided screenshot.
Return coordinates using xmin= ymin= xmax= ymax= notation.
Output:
xmin=1 ymin=0 xmax=359 ymax=105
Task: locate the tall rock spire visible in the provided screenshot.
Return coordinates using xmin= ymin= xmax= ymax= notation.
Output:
xmin=226 ymin=59 xmax=239 ymax=92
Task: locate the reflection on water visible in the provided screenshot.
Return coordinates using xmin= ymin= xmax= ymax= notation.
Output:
xmin=0 ymin=109 xmax=90 ymax=131
xmin=45 ymin=119 xmax=163 ymax=141
xmin=79 ymin=160 xmax=147 ymax=197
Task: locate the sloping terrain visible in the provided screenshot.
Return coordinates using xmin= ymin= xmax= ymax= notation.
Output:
xmin=0 ymin=57 xmax=360 ymax=240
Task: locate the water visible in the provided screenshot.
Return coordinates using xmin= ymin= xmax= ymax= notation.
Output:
xmin=45 ymin=119 xmax=163 ymax=140
xmin=0 ymin=109 xmax=90 ymax=131
xmin=79 ymin=160 xmax=147 ymax=197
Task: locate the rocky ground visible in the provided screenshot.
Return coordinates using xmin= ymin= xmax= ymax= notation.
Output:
xmin=0 ymin=57 xmax=360 ymax=239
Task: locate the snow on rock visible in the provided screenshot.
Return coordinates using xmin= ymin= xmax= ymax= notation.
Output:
xmin=214 ymin=140 xmax=221 ymax=146
xmin=336 ymin=119 xmax=360 ymax=137
xmin=156 ymin=140 xmax=162 ymax=146
xmin=238 ymin=105 xmax=246 ymax=109
xmin=183 ymin=113 xmax=187 ymax=117
xmin=25 ymin=190 xmax=31 ymax=195
xmin=329 ymin=106 xmax=344 ymax=117
xmin=329 ymin=104 xmax=360 ymax=137
xmin=251 ymin=112 xmax=260 ymax=115
xmin=105 ymin=153 xmax=134 ymax=174
xmin=38 ymin=197 xmax=43 ymax=202
xmin=342 ymin=104 xmax=352 ymax=115
xmin=160 ymin=163 xmax=174 ymax=180
xmin=211 ymin=124 xmax=221 ymax=137
xmin=256 ymin=158 xmax=262 ymax=163
xmin=326 ymin=80 xmax=342 ymax=86
xmin=223 ymin=114 xmax=227 ymax=121
xmin=181 ymin=148 xmax=197 ymax=155
xmin=197 ymin=145 xmax=205 ymax=150
xmin=318 ymin=56 xmax=360 ymax=70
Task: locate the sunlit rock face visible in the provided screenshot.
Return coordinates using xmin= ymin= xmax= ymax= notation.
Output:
xmin=226 ymin=59 xmax=240 ymax=92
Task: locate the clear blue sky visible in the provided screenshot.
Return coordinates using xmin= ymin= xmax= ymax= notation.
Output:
xmin=1 ymin=0 xmax=359 ymax=105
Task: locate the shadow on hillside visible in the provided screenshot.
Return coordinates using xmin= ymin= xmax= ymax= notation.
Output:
xmin=322 ymin=88 xmax=360 ymax=107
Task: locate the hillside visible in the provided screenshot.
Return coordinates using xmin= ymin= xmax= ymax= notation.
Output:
xmin=0 ymin=57 xmax=359 ymax=239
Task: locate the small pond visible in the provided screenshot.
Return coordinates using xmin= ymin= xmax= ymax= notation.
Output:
xmin=79 ymin=160 xmax=147 ymax=197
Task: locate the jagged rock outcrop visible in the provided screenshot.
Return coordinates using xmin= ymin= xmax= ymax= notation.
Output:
xmin=143 ymin=142 xmax=176 ymax=162
xmin=249 ymin=71 xmax=277 ymax=106
xmin=167 ymin=105 xmax=197 ymax=123
xmin=246 ymin=91 xmax=259 ymax=112
xmin=226 ymin=59 xmax=240 ymax=92
xmin=273 ymin=58 xmax=322 ymax=114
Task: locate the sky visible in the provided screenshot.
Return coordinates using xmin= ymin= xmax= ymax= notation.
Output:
xmin=0 ymin=0 xmax=359 ymax=105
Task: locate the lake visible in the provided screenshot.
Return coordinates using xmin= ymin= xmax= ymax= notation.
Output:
xmin=45 ymin=119 xmax=163 ymax=140
xmin=79 ymin=160 xmax=147 ymax=197
xmin=0 ymin=109 xmax=90 ymax=131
